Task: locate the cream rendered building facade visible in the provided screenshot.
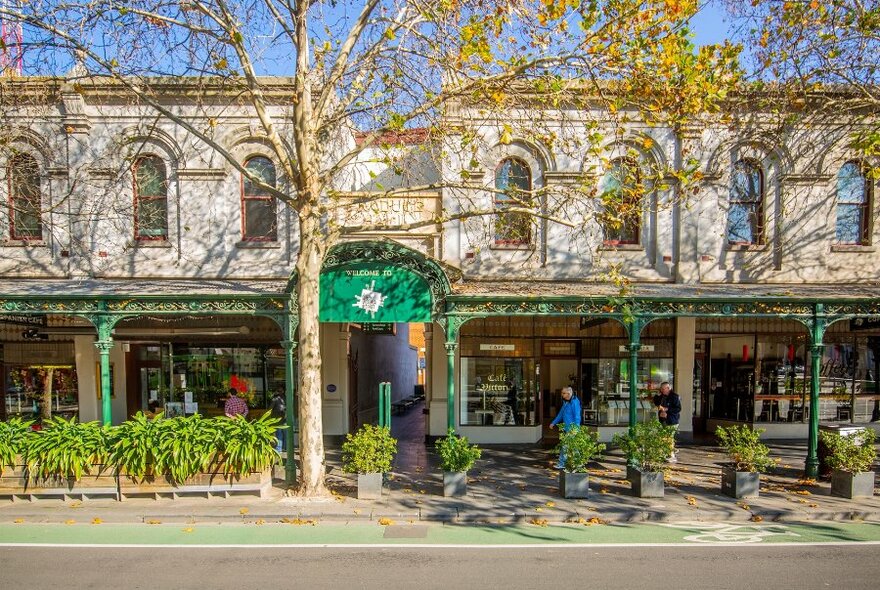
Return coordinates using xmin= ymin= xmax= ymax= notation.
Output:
xmin=1 ymin=79 xmax=879 ymax=457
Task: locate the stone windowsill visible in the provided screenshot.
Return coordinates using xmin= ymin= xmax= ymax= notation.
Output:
xmin=3 ymin=239 xmax=46 ymax=247
xmin=236 ymin=240 xmax=281 ymax=249
xmin=831 ymin=244 xmax=875 ymax=253
xmin=725 ymin=243 xmax=769 ymax=252
xmin=134 ymin=239 xmax=172 ymax=248
xmin=489 ymin=242 xmax=534 ymax=251
xmin=599 ymin=242 xmax=643 ymax=252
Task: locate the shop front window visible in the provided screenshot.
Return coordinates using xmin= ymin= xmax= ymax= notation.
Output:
xmin=586 ymin=339 xmax=673 ymax=426
xmin=4 ymin=365 xmax=78 ymax=422
xmin=135 ymin=344 xmax=279 ymax=416
xmin=461 ymin=357 xmax=536 ymax=426
xmin=754 ymin=336 xmax=809 ymax=423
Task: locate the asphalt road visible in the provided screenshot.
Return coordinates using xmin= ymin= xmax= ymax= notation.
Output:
xmin=2 ymin=545 xmax=878 ymax=590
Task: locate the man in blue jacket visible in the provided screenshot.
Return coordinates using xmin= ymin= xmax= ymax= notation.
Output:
xmin=550 ymin=386 xmax=581 ymax=469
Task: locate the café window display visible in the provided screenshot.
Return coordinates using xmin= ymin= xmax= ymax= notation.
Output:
xmin=461 ymin=357 xmax=537 ymax=426
xmin=817 ymin=335 xmax=880 ymax=424
xmin=587 ymin=338 xmax=674 ymax=426
xmin=4 ymin=365 xmax=78 ymax=422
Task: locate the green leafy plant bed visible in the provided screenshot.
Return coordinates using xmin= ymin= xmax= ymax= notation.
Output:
xmin=0 ymin=417 xmax=118 ymax=500
xmin=116 ymin=413 xmax=278 ymax=499
xmin=0 ymin=413 xmax=281 ymax=501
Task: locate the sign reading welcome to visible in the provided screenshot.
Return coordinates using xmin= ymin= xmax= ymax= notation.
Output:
xmin=319 ymin=263 xmax=432 ymax=323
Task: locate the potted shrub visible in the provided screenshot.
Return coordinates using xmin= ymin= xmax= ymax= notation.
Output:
xmin=556 ymin=426 xmax=606 ymax=498
xmin=820 ymin=428 xmax=877 ymax=499
xmin=612 ymin=419 xmax=675 ymax=498
xmin=22 ymin=416 xmax=117 ymax=498
xmin=716 ymin=424 xmax=774 ymax=498
xmin=435 ymin=428 xmax=482 ymax=496
xmin=341 ymin=424 xmax=397 ymax=499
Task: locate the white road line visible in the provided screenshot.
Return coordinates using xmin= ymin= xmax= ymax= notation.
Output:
xmin=2 ymin=541 xmax=880 ymax=549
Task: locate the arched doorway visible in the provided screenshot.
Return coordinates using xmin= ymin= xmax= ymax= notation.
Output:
xmin=318 ymin=240 xmax=451 ymax=440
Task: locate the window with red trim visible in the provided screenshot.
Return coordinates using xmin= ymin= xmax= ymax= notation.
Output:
xmin=599 ymin=158 xmax=641 ymax=245
xmin=134 ymin=155 xmax=168 ymax=241
xmin=8 ymin=153 xmax=42 ymax=240
xmin=242 ymin=156 xmax=277 ymax=241
xmin=494 ymin=158 xmax=532 ymax=245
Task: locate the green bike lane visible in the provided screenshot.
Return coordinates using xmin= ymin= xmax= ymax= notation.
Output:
xmin=2 ymin=520 xmax=880 ymax=547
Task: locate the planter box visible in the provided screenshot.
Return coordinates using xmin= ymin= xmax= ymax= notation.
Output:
xmin=119 ymin=469 xmax=271 ymax=499
xmin=721 ymin=465 xmax=760 ymax=499
xmin=628 ymin=467 xmax=664 ymax=498
xmin=357 ymin=472 xmax=384 ymax=499
xmin=831 ymin=470 xmax=876 ymax=499
xmin=443 ymin=471 xmax=467 ymax=497
xmin=559 ymin=472 xmax=590 ymax=499
xmin=0 ymin=464 xmax=118 ymax=501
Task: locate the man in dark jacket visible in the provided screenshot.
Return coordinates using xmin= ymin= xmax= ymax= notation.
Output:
xmin=269 ymin=390 xmax=286 ymax=455
xmin=654 ymin=381 xmax=681 ymax=462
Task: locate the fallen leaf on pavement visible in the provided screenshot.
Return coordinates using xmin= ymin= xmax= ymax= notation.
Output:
xmin=530 ymin=518 xmax=548 ymax=527
xmin=378 ymin=517 xmax=394 ymax=526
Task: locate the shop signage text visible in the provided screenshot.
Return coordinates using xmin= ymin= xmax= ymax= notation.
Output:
xmin=0 ymin=314 xmax=47 ymax=327
xmin=320 ymin=263 xmax=432 ymax=323
xmin=619 ymin=344 xmax=655 ymax=352
xmin=479 ymin=344 xmax=515 ymax=351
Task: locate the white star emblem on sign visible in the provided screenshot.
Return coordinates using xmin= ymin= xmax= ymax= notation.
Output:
xmin=353 ymin=280 xmax=387 ymax=317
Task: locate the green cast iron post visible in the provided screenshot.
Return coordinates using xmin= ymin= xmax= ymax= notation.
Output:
xmin=96 ymin=341 xmax=113 ymax=425
xmin=384 ymin=382 xmax=391 ymax=429
xmin=805 ymin=307 xmax=827 ymax=478
xmin=378 ymin=383 xmax=384 ymax=427
xmin=281 ymin=339 xmax=297 ymax=485
xmin=91 ymin=314 xmax=115 ymax=426
xmin=628 ymin=319 xmax=643 ymax=430
xmin=445 ymin=341 xmax=457 ymax=432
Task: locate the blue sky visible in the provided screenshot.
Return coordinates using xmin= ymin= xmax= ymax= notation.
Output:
xmin=690 ymin=2 xmax=734 ymax=47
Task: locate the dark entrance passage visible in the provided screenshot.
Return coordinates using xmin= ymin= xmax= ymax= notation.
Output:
xmin=347 ymin=322 xmax=426 ymax=441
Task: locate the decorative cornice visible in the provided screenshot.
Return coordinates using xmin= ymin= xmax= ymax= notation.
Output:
xmin=0 ymin=296 xmax=288 ymax=315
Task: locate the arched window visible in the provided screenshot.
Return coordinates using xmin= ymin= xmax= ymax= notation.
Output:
xmin=8 ymin=153 xmax=42 ymax=240
xmin=727 ymin=159 xmax=764 ymax=245
xmin=494 ymin=158 xmax=531 ymax=245
xmin=133 ymin=155 xmax=168 ymax=240
xmin=599 ymin=158 xmax=641 ymax=245
xmin=836 ymin=161 xmax=871 ymax=245
xmin=242 ymin=156 xmax=277 ymax=241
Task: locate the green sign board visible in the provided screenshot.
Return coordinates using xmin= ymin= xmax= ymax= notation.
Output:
xmin=319 ymin=263 xmax=433 ymax=323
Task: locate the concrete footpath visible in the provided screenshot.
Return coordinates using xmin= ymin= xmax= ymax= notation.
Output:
xmin=1 ymin=439 xmax=878 ymax=527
